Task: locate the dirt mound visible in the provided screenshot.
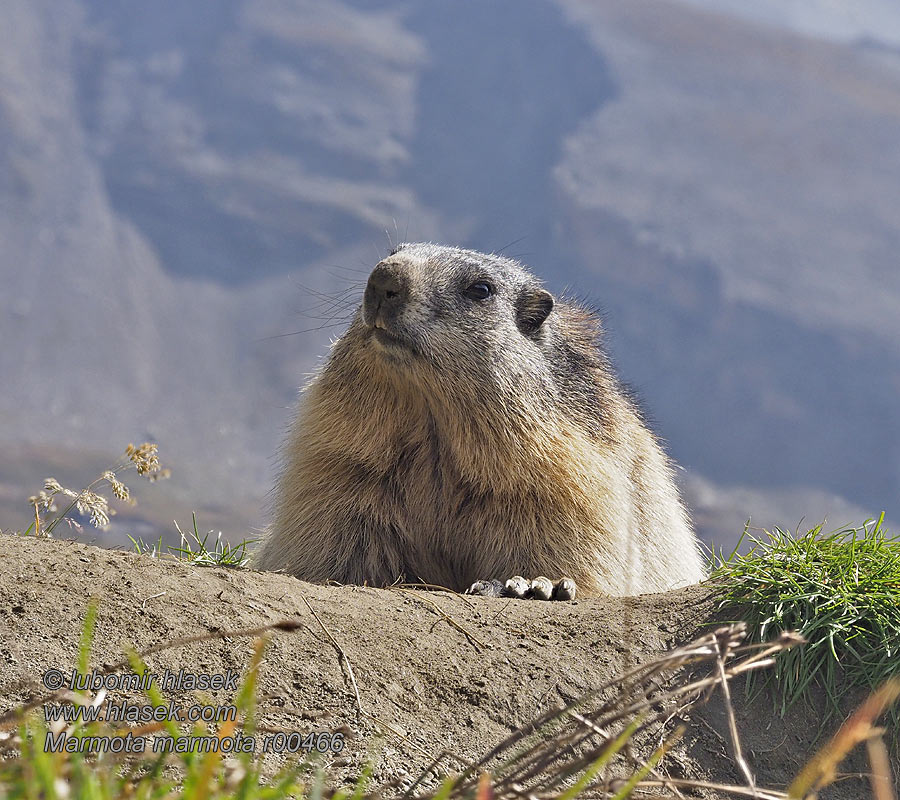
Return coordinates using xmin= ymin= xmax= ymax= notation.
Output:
xmin=0 ymin=535 xmax=882 ymax=798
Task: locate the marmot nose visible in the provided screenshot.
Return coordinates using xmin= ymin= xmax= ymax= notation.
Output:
xmin=363 ymin=263 xmax=409 ymax=326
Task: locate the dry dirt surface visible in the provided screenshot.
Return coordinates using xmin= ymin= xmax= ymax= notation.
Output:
xmin=0 ymin=535 xmax=885 ymax=798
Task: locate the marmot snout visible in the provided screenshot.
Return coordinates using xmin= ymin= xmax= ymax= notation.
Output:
xmin=254 ymin=243 xmax=706 ymax=597
xmin=363 ymin=262 xmax=409 ymax=325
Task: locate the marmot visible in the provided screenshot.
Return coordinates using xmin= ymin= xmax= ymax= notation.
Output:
xmin=254 ymin=243 xmax=705 ymax=598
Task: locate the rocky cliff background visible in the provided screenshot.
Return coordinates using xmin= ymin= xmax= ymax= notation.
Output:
xmin=2 ymin=0 xmax=898 ymax=548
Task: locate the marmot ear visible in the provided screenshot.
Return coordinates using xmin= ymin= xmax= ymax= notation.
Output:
xmin=515 ymin=288 xmax=554 ymax=334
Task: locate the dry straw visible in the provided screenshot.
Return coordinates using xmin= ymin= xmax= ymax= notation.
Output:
xmin=27 ymin=442 xmax=170 ymax=537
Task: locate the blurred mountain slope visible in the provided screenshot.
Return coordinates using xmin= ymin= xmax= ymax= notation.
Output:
xmin=555 ymin=0 xmax=900 ymax=522
xmin=0 ymin=0 xmax=895 ymax=546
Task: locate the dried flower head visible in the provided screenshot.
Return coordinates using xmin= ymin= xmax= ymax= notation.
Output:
xmin=125 ymin=443 xmax=162 ymax=476
xmin=102 ymin=471 xmax=130 ymax=501
xmin=75 ymin=490 xmax=111 ymax=529
xmin=28 ymin=490 xmax=54 ymax=511
xmin=43 ymin=478 xmax=64 ymax=497
xmin=43 ymin=478 xmax=77 ymax=499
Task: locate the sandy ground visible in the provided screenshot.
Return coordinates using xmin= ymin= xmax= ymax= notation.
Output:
xmin=0 ymin=534 xmax=889 ymax=798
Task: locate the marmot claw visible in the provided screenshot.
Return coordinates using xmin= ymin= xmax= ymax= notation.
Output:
xmin=465 ymin=575 xmax=577 ymax=601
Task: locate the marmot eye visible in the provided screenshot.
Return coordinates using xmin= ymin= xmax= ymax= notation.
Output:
xmin=463 ymin=282 xmax=493 ymax=301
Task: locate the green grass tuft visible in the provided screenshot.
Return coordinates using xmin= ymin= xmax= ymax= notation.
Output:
xmin=129 ymin=511 xmax=255 ymax=567
xmin=711 ymin=513 xmax=900 ymax=723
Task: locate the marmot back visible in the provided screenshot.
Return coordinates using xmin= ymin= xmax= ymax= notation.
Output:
xmin=254 ymin=243 xmax=705 ymax=597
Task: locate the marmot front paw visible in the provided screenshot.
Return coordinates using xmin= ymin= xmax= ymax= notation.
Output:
xmin=465 ymin=575 xmax=577 ymax=601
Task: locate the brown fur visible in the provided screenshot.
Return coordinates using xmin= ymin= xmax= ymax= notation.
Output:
xmin=254 ymin=243 xmax=705 ymax=596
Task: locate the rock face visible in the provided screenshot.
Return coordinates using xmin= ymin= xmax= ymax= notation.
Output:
xmin=0 ymin=0 xmax=897 ymax=544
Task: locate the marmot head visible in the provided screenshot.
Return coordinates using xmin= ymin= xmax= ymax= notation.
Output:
xmin=323 ymin=243 xmax=609 ymax=442
xmin=356 ymin=243 xmax=555 ymax=378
